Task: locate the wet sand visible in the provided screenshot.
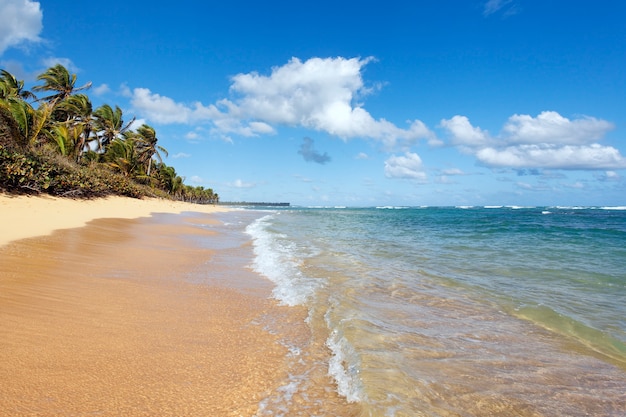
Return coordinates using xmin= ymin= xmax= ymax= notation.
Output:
xmin=0 ymin=195 xmax=303 ymax=416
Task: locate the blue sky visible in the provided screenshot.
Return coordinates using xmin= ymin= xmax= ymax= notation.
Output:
xmin=2 ymin=0 xmax=625 ymax=206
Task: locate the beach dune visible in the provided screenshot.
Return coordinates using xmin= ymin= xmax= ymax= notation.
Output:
xmin=0 ymin=194 xmax=297 ymax=416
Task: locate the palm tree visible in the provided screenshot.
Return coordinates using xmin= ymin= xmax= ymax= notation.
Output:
xmin=132 ymin=124 xmax=168 ymax=176
xmin=54 ymin=94 xmax=94 ymax=161
xmin=93 ymin=104 xmax=134 ymax=150
xmin=51 ymin=124 xmax=83 ymax=158
xmin=0 ymin=70 xmax=36 ymax=101
xmin=103 ymin=137 xmax=142 ymax=177
xmin=0 ymin=98 xmax=52 ymax=149
xmin=32 ymin=64 xmax=91 ymax=105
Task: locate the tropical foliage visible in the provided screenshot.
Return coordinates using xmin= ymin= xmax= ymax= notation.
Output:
xmin=0 ymin=65 xmax=218 ymax=203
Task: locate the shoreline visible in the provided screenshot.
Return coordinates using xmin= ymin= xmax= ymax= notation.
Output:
xmin=0 ymin=195 xmax=299 ymax=415
xmin=0 ymin=193 xmax=231 ymax=247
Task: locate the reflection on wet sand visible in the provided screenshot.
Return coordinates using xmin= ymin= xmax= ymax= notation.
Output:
xmin=0 ymin=214 xmax=289 ymax=416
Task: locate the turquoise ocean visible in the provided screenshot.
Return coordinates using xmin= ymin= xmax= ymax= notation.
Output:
xmin=210 ymin=206 xmax=626 ymax=416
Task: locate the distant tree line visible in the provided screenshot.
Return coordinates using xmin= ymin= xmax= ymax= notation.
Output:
xmin=0 ymin=65 xmax=218 ymax=204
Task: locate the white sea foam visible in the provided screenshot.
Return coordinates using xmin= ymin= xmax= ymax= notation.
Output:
xmin=245 ymin=214 xmax=319 ymax=306
xmin=600 ymin=206 xmax=626 ymax=210
xmin=325 ymin=328 xmax=364 ymax=403
xmin=506 ymin=205 xmax=536 ymax=209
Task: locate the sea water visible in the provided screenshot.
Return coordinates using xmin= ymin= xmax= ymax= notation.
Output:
xmin=220 ymin=206 xmax=626 ymax=416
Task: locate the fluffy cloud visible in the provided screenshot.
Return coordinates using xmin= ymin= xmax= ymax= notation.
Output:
xmin=439 ymin=115 xmax=491 ymax=148
xmin=227 ymin=57 xmax=433 ymax=147
xmin=502 ymin=111 xmax=613 ymax=145
xmin=129 ymin=57 xmax=433 ymax=146
xmin=384 ymin=152 xmax=427 ymax=181
xmin=130 ymin=87 xmax=216 ymax=124
xmin=441 ymin=111 xmax=625 ymax=170
xmin=476 ymin=144 xmax=626 ymax=170
xmin=0 ymin=0 xmax=42 ymax=55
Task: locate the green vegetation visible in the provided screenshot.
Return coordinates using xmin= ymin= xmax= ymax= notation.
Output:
xmin=0 ymin=65 xmax=218 ymax=204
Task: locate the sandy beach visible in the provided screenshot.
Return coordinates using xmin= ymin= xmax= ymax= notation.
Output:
xmin=0 ymin=194 xmax=309 ymax=416
xmin=0 ymin=193 xmax=232 ymax=247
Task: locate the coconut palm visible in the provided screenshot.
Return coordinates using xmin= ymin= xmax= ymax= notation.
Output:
xmin=93 ymin=104 xmax=134 ymax=150
xmin=103 ymin=137 xmax=142 ymax=177
xmin=132 ymin=124 xmax=168 ymax=176
xmin=54 ymin=94 xmax=94 ymax=160
xmin=0 ymin=70 xmax=36 ymax=100
xmin=51 ymin=124 xmax=84 ymax=158
xmin=0 ymin=98 xmax=52 ymax=149
xmin=32 ymin=64 xmax=91 ymax=105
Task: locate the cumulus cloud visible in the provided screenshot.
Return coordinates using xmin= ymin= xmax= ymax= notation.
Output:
xmin=226 ymin=57 xmax=433 ymax=147
xmin=384 ymin=152 xmax=427 ymax=181
xmin=502 ymin=111 xmax=613 ymax=145
xmin=130 ymin=87 xmax=216 ymax=124
xmin=441 ymin=111 xmax=625 ymax=170
xmin=0 ymin=0 xmax=42 ymax=55
xmin=298 ymin=137 xmax=331 ymax=164
xmin=130 ymin=87 xmax=275 ymax=137
xmin=476 ymin=144 xmax=626 ymax=170
xmin=439 ymin=115 xmax=491 ymax=148
xmin=128 ymin=57 xmax=433 ymax=146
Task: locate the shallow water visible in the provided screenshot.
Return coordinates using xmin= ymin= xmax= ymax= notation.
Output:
xmin=215 ymin=206 xmax=626 ymax=416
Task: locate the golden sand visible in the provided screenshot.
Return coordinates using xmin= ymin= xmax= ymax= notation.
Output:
xmin=0 ymin=195 xmax=295 ymax=416
xmin=0 ymin=194 xmax=230 ymax=248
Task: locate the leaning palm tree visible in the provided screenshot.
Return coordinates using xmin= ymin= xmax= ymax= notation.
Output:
xmin=54 ymin=94 xmax=94 ymax=161
xmin=103 ymin=137 xmax=142 ymax=178
xmin=50 ymin=123 xmax=84 ymax=158
xmin=0 ymin=70 xmax=36 ymax=101
xmin=93 ymin=104 xmax=134 ymax=150
xmin=132 ymin=124 xmax=168 ymax=176
xmin=0 ymin=98 xmax=53 ymax=149
xmin=32 ymin=64 xmax=91 ymax=105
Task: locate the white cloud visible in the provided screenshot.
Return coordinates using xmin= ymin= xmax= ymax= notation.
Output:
xmin=384 ymin=152 xmax=427 ymax=181
xmin=41 ymin=57 xmax=78 ymax=72
xmin=476 ymin=144 xmax=626 ymax=170
xmin=128 ymin=56 xmax=433 ymax=146
xmin=230 ymin=179 xmax=255 ymax=188
xmin=227 ymin=57 xmax=433 ymax=147
xmin=439 ymin=115 xmax=491 ymax=148
xmin=599 ymin=171 xmax=621 ymax=182
xmin=355 ymin=152 xmax=369 ymax=160
xmin=0 ymin=0 xmax=42 ymax=55
xmin=93 ymin=83 xmax=111 ymax=96
xmin=130 ymin=87 xmax=216 ymax=124
xmin=503 ymin=111 xmax=614 ymax=146
xmin=130 ymin=87 xmax=273 ymax=137
xmin=441 ymin=111 xmax=626 ymax=171
xmin=172 ymin=152 xmax=191 ymax=159
xmin=127 ymin=118 xmax=146 ymax=131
